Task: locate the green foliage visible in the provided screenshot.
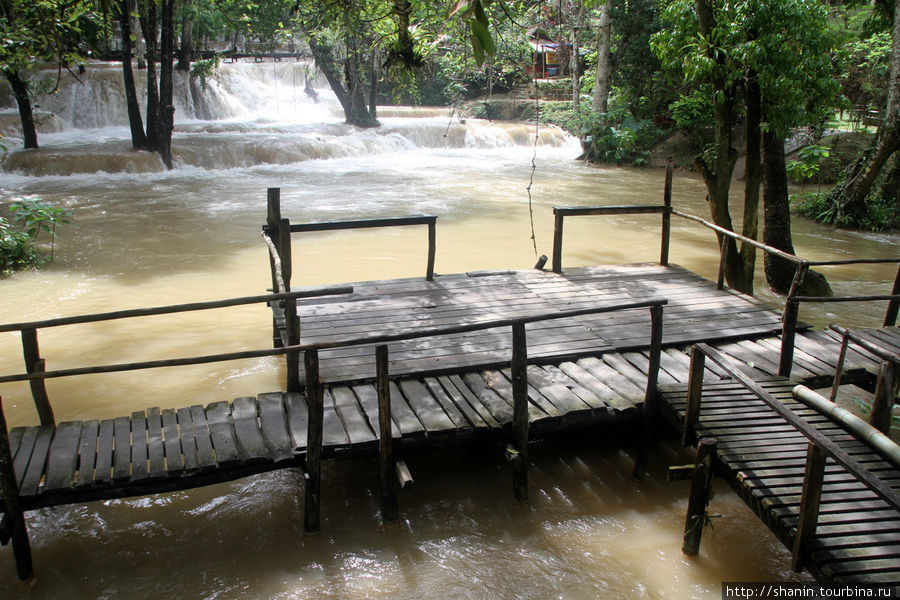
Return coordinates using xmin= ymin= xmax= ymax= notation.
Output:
xmin=8 ymin=199 xmax=73 ymax=262
xmin=793 ymin=186 xmax=897 ymax=231
xmin=669 ymin=91 xmax=711 ymax=132
xmin=581 ymin=113 xmax=661 ymax=166
xmin=0 ymin=217 xmax=41 ymax=276
xmin=787 ymin=144 xmax=830 ymax=188
xmin=191 ymin=55 xmax=221 ymax=91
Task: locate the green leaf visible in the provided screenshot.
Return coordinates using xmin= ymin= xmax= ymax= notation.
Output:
xmin=469 ymin=18 xmax=494 ymax=63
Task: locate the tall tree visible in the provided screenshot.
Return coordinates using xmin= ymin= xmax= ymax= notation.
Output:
xmin=118 ymin=0 xmax=149 ymax=150
xmin=0 ymin=0 xmax=98 ymax=150
xmin=834 ymin=0 xmax=899 ymax=217
xmin=591 ymin=3 xmax=611 ymax=115
xmin=138 ymin=0 xmax=177 ymax=168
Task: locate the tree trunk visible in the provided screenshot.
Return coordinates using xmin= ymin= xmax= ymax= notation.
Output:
xmin=762 ymin=129 xmax=832 ymax=296
xmin=742 ymin=70 xmax=761 ymax=283
xmin=177 ymin=0 xmax=193 ymax=72
xmin=139 ymin=0 xmax=160 ymax=147
xmin=835 ymin=0 xmax=899 ymax=216
xmin=571 ymin=1 xmax=584 ymax=113
xmin=131 ymin=0 xmax=146 ymax=70
xmin=591 ymin=3 xmax=611 ymax=116
xmin=157 ymin=0 xmax=176 ymax=168
xmin=694 ymin=0 xmax=749 ymax=294
xmin=4 ymin=69 xmax=38 ymax=149
xmin=119 ymin=0 xmax=149 ymax=149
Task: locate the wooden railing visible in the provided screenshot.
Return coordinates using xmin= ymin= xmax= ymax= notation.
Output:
xmin=550 ymin=159 xmax=900 ymax=379
xmin=0 ymin=296 xmax=666 ymax=579
xmin=681 ymin=343 xmax=900 ymax=571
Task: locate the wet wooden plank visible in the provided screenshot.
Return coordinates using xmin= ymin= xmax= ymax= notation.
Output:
xmin=146 ymin=407 xmax=165 ymax=478
xmin=44 ymin=421 xmax=82 ymax=491
xmin=352 ymin=384 xmax=401 ymax=439
xmin=13 ymin=428 xmax=39 ymax=486
xmin=283 ymin=392 xmax=309 ymax=450
xmin=387 ymin=382 xmax=425 ymax=437
xmin=575 ymin=356 xmax=644 ymax=408
xmin=94 ymin=419 xmax=115 ymax=483
xmin=322 ymin=390 xmax=351 ymax=449
xmin=431 ymin=376 xmax=485 ymax=429
xmin=112 ymin=416 xmax=132 ymax=481
xmin=75 ymin=420 xmax=99 ymax=488
xmin=463 ymin=372 xmax=512 ymax=424
xmin=205 ymin=401 xmax=240 ymax=466
xmin=258 ymin=393 xmax=293 ymax=462
xmin=330 ymin=386 xmax=376 ymax=445
xmin=232 ymin=396 xmax=269 ymax=461
xmin=443 ymin=374 xmax=498 ymax=428
xmin=398 ymin=379 xmax=455 ymax=433
xmin=20 ymin=425 xmax=54 ymax=497
xmin=162 ymin=408 xmax=184 ymax=473
xmin=525 ymin=365 xmax=594 ymax=420
xmin=188 ymin=405 xmax=216 ymax=470
xmin=129 ymin=411 xmax=149 ymax=481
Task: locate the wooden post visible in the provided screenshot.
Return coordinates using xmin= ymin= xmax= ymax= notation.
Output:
xmin=511 ymin=321 xmax=529 ymax=502
xmin=871 ymin=361 xmax=898 ymax=435
xmin=278 ymin=217 xmax=292 ymax=293
xmin=683 ymin=346 xmax=706 ymax=446
xmin=266 ymin=188 xmax=282 ymax=346
xmin=634 ymin=304 xmax=664 ymax=479
xmin=716 ymin=235 xmax=729 ymax=291
xmin=0 ymin=396 xmax=33 ymax=580
xmin=660 ymin=157 xmax=673 ymax=266
xmin=426 ymin=219 xmax=436 ymax=282
xmin=780 ymin=261 xmax=809 ymax=378
xmin=829 ymin=330 xmax=850 ymax=402
xmin=21 ymin=329 xmax=53 ymax=426
xmin=884 ymin=264 xmax=900 ymax=327
xmin=551 ymin=210 xmax=564 ymax=273
xmin=792 ymin=441 xmax=826 ymax=572
xmin=303 ymin=349 xmax=323 ymax=534
xmin=284 ymin=297 xmax=300 ymax=394
xmin=376 ymin=345 xmax=398 ymax=521
xmin=682 ymin=437 xmax=717 ymax=556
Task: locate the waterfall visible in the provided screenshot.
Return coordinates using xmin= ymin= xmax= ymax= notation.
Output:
xmin=0 ymin=60 xmax=577 ymax=176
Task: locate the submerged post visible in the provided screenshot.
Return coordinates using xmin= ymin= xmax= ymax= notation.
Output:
xmin=511 ymin=321 xmax=529 ymax=502
xmin=634 ymin=303 xmax=664 ymax=479
xmin=376 ymin=345 xmax=399 ymax=522
xmin=871 ymin=361 xmax=898 ymax=434
xmin=304 ymin=349 xmax=323 ymax=534
xmin=682 ymin=438 xmax=717 ymax=555
xmin=885 ymin=264 xmax=900 ymax=326
xmin=551 ymin=209 xmax=564 ymax=273
xmin=21 ymin=329 xmax=53 ymax=426
xmin=266 ymin=188 xmax=282 ymax=346
xmin=660 ymin=157 xmax=673 ymax=266
xmin=426 ymin=219 xmax=436 ymax=282
xmin=0 ymin=396 xmax=33 ymax=580
xmin=792 ymin=441 xmax=826 ymax=572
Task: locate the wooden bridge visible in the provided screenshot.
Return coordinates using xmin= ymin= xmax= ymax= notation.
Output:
xmin=0 ymin=182 xmax=897 ymax=587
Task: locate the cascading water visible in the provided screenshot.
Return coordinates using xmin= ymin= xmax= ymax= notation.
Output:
xmin=0 ymin=60 xmax=895 ymax=598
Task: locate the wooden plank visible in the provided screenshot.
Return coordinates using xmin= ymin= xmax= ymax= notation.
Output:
xmin=398 ymin=379 xmax=456 ymax=433
xmin=258 ymin=393 xmax=293 ymax=462
xmin=187 ymin=406 xmax=215 ymax=470
xmin=43 ymin=421 xmax=82 ymax=491
xmin=75 ymin=420 xmax=99 ymax=488
xmin=205 ymin=401 xmax=240 ymax=466
xmin=20 ymin=425 xmax=53 ymax=497
xmin=525 ymin=365 xmax=595 ymax=419
xmin=112 ymin=416 xmax=131 ymax=481
xmin=463 ymin=372 xmax=513 ymax=424
xmin=352 ymin=384 xmax=401 ymax=439
xmin=432 ymin=376 xmax=486 ymax=429
xmin=557 ymin=360 xmax=637 ymax=413
xmin=162 ymin=408 xmax=184 ymax=474
xmin=11 ymin=427 xmax=38 ymax=489
xmin=146 ymin=407 xmax=165 ymax=479
xmin=423 ymin=378 xmax=470 ymax=430
xmin=444 ymin=374 xmax=499 ymax=428
xmin=330 ymin=386 xmax=376 ymax=445
xmin=94 ymin=419 xmax=115 ymax=483
xmin=322 ymin=390 xmax=351 ymax=449
xmin=490 ymin=370 xmax=549 ymax=421
xmin=283 ymin=392 xmax=309 ymax=450
xmin=231 ymin=396 xmax=269 ymax=461
xmin=129 ymin=411 xmax=149 ymax=482
xmin=388 ymin=382 xmax=425 ymax=437
xmin=577 ymin=356 xmax=645 ymax=404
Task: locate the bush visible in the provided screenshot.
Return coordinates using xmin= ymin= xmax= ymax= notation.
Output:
xmin=792 ymin=188 xmax=897 ymax=231
xmin=1 ymin=198 xmax=73 ymax=276
xmin=0 ymin=217 xmax=41 ymax=275
xmin=580 ymin=113 xmax=662 ymax=166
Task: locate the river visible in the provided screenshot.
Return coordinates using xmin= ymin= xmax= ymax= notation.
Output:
xmin=0 ymin=61 xmax=896 ymax=598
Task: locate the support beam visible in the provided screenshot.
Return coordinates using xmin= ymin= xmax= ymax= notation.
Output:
xmin=303 ymin=349 xmax=323 ymax=534
xmin=792 ymin=441 xmax=826 ymax=572
xmin=376 ymin=345 xmax=398 ymax=522
xmin=0 ymin=396 xmax=33 ymax=580
xmin=511 ymin=321 xmax=529 ymax=502
xmin=682 ymin=437 xmax=717 ymax=555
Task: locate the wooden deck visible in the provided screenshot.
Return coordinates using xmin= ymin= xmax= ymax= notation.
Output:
xmin=658 ymin=377 xmax=900 ymax=587
xmin=281 ymin=263 xmax=786 ymax=382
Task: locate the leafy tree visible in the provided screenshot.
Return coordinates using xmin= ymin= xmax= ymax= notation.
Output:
xmin=0 ymin=0 xmax=101 ymax=149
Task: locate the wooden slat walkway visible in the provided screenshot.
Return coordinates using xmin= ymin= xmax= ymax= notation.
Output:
xmin=285 ymin=263 xmax=786 ymax=382
xmin=658 ymin=378 xmax=900 ymax=587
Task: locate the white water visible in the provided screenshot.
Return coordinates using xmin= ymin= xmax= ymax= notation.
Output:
xmin=0 ymin=60 xmax=896 ymax=598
